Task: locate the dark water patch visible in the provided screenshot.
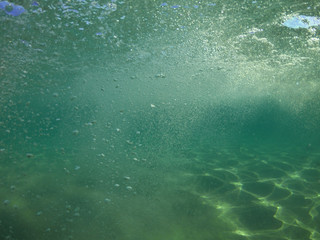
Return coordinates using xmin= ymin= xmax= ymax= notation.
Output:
xmin=307 ymin=182 xmax=320 ymax=195
xmin=192 ymin=98 xmax=310 ymax=148
xmin=236 ymin=205 xmax=282 ymax=231
xmin=300 ymin=169 xmax=320 ymax=183
xmin=251 ymin=236 xmax=288 ymax=240
xmin=224 ymin=191 xmax=258 ymax=207
xmin=170 ymin=190 xmax=213 ymax=217
xmin=181 ymin=162 xmax=210 ymax=174
xmin=210 ymin=169 xmax=239 ymax=182
xmin=180 ymin=149 xmax=197 ymax=159
xmin=194 ymin=175 xmax=224 ymax=193
xmin=214 ymin=183 xmax=237 ymax=195
xmin=0 ymin=210 xmax=38 ymax=240
xmin=247 ymin=164 xmax=288 ymax=179
xmin=275 ymin=201 xmax=313 ymax=226
xmin=198 ymin=151 xmax=223 ymax=163
xmin=164 ymin=190 xmax=233 ymax=239
xmin=313 ymin=206 xmax=320 ymax=224
xmin=289 ymin=207 xmax=313 ymax=226
xmin=198 ymin=149 xmax=241 ymax=168
xmin=268 ymin=160 xmax=295 ymax=172
xmin=278 ymin=194 xmax=313 ymax=209
xmin=236 ymin=170 xmax=260 ymax=182
xmin=284 ymin=179 xmax=315 ymax=194
xmin=282 ymin=225 xmax=311 ymax=240
xmin=242 ymin=181 xmax=275 ymax=197
xmin=266 ymin=186 xmax=292 ymax=201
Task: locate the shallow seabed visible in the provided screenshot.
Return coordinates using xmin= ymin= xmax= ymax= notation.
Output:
xmin=1 ymin=143 xmax=320 ymax=240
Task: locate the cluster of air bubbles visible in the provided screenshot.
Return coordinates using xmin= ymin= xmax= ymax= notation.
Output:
xmin=159 ymin=2 xmax=216 ymax=9
xmin=282 ymin=15 xmax=320 ymax=29
xmin=1 ymin=0 xmax=124 ymax=39
xmin=0 ymin=1 xmax=46 ymax=16
xmin=0 ymin=1 xmax=26 ymax=16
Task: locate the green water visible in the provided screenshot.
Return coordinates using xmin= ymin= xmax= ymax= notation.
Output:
xmin=1 ymin=0 xmax=320 ymax=239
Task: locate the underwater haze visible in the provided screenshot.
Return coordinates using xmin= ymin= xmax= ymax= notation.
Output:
xmin=1 ymin=0 xmax=320 ymax=239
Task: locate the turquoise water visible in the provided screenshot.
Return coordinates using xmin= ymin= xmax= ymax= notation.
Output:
xmin=1 ymin=0 xmax=320 ymax=239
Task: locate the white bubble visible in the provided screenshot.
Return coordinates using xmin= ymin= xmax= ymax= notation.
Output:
xmin=72 ymin=130 xmax=79 ymax=135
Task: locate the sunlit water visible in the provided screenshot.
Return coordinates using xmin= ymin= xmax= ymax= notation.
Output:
xmin=1 ymin=1 xmax=320 ymax=239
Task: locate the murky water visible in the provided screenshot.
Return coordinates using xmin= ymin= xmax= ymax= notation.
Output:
xmin=1 ymin=1 xmax=320 ymax=239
